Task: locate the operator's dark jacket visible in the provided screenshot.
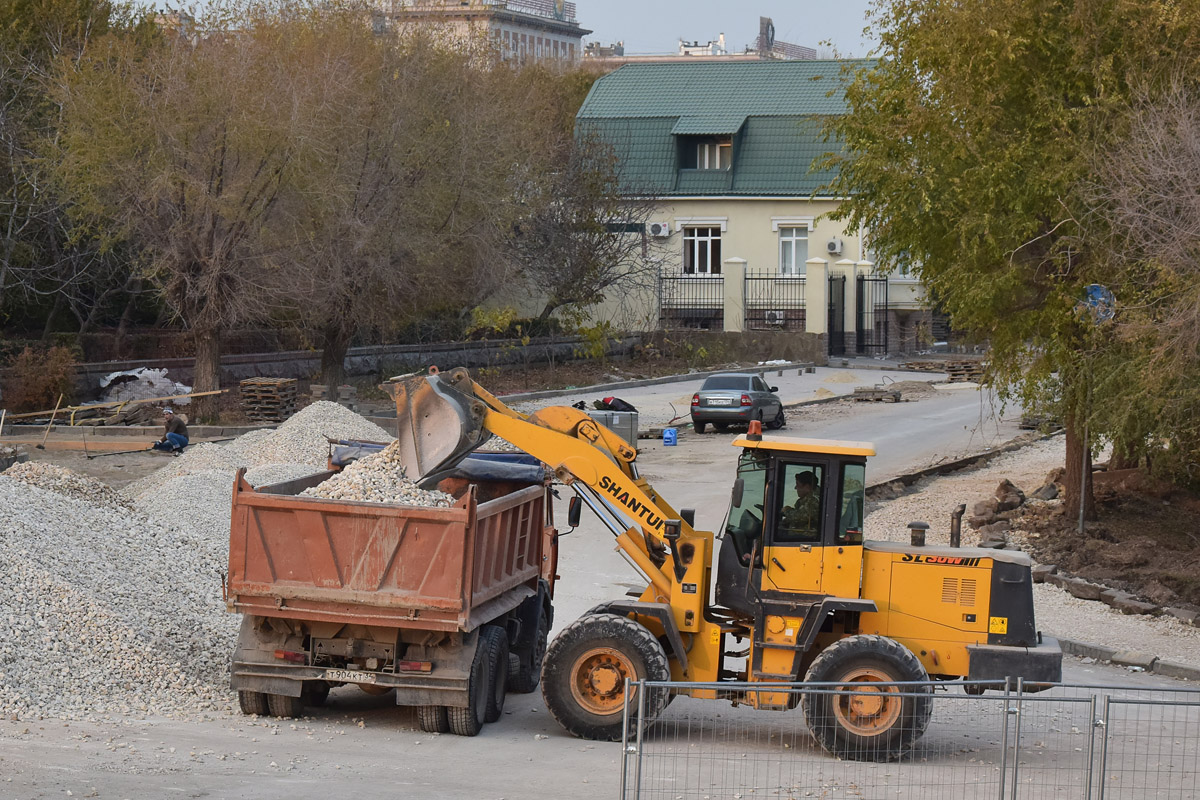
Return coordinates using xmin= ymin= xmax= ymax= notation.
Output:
xmin=165 ymin=415 xmax=189 ymax=439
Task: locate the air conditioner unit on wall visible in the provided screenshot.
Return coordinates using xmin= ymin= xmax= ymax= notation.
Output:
xmin=827 ymin=238 xmax=844 ymax=255
xmin=764 ymin=310 xmax=786 ymax=326
xmin=647 ymin=221 xmax=672 ymax=238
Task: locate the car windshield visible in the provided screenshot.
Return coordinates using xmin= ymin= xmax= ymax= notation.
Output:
xmin=703 ymin=376 xmax=750 ymax=391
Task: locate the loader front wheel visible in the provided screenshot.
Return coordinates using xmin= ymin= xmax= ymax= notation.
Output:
xmin=542 ymin=613 xmax=670 ymax=741
xmin=802 ymin=635 xmax=932 ymax=762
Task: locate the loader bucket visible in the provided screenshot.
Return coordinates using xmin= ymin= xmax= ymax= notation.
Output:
xmin=384 ymin=368 xmax=491 ymax=480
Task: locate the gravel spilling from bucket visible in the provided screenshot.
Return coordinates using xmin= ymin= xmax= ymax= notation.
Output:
xmin=301 ymin=441 xmax=453 ymax=506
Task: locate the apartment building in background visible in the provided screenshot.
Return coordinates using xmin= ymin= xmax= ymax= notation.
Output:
xmin=381 ymin=0 xmax=591 ymax=63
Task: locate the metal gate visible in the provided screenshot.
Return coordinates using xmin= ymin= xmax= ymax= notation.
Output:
xmin=828 ymin=274 xmax=846 ymax=356
xmin=856 ymin=274 xmax=889 ymax=355
xmin=744 ymin=271 xmax=806 ymax=331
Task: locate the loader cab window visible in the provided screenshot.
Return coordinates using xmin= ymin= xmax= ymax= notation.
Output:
xmin=724 ymin=450 xmax=768 ymax=564
xmin=837 ymin=462 xmax=866 ymax=544
xmin=775 ymin=463 xmax=825 ymax=543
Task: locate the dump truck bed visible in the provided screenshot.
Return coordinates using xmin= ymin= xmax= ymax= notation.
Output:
xmin=226 ymin=467 xmax=555 ymax=632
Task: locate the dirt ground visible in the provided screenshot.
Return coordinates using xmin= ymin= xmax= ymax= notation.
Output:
xmin=1016 ymin=474 xmax=1200 ymax=608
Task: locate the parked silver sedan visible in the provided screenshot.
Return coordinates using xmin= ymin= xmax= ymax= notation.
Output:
xmin=689 ymin=373 xmax=786 ymax=434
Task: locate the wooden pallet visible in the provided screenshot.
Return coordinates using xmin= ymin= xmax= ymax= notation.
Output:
xmin=899 ymin=359 xmax=986 ymax=382
xmin=240 ymin=378 xmax=298 ymax=422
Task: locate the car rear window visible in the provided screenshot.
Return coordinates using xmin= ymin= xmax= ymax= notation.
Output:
xmin=702 ymin=376 xmax=750 ymax=391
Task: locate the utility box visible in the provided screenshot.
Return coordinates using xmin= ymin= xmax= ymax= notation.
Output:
xmin=587 ymin=410 xmax=639 ymax=446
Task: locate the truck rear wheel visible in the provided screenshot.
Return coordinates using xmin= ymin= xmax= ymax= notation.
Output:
xmin=542 ymin=613 xmax=670 ymax=741
xmin=417 ymin=705 xmax=449 ymax=733
xmin=448 ymin=636 xmax=490 ymax=736
xmin=238 ymin=690 xmax=268 ymax=716
xmin=508 ymin=614 xmax=549 ymax=694
xmin=802 ymin=635 xmax=932 ymax=762
xmin=301 ymin=681 xmax=330 ymax=707
xmin=482 ymin=626 xmax=509 ymax=723
xmin=266 ymin=692 xmax=304 ymax=718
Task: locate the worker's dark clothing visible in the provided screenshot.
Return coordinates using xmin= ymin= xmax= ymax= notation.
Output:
xmin=152 ymin=415 xmax=189 ymax=452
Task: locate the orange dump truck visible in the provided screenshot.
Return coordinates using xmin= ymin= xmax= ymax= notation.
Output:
xmin=224 ymin=452 xmax=557 ymax=736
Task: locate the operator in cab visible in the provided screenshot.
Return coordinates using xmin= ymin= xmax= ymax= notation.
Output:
xmin=781 ymin=471 xmax=821 ymax=539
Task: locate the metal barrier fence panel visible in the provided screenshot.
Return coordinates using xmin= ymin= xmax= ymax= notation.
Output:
xmin=620 ymin=681 xmax=1200 ymax=800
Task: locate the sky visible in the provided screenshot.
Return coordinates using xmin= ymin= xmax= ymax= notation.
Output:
xmin=576 ymin=0 xmax=879 ymax=58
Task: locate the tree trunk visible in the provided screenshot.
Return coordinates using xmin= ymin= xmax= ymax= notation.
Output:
xmin=1063 ymin=414 xmax=1097 ymax=525
xmin=115 ymin=278 xmax=142 ymax=358
xmin=320 ymin=321 xmax=354 ymax=397
xmin=191 ymin=328 xmax=222 ymax=424
xmin=41 ymin=292 xmax=65 ymax=340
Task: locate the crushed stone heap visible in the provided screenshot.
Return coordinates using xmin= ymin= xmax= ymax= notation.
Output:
xmin=301 ymin=440 xmax=454 ymax=507
xmin=3 ymin=461 xmax=133 ymax=512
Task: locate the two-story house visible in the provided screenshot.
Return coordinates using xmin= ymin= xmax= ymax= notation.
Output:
xmin=576 ymin=60 xmax=927 ymax=356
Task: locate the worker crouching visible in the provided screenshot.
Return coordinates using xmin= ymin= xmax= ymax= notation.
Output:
xmin=152 ymin=407 xmax=189 ymax=454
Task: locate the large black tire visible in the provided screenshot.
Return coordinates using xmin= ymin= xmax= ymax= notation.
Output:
xmin=266 ymin=692 xmax=304 ymax=718
xmin=448 ymin=635 xmax=491 ymax=736
xmin=417 ymin=705 xmax=450 ymax=733
xmin=482 ymin=626 xmax=509 ymax=723
xmin=802 ymin=635 xmax=932 ymax=762
xmin=508 ymin=613 xmax=549 ymax=694
xmin=767 ymin=407 xmax=786 ymax=430
xmin=693 ymin=420 xmax=707 ymax=434
xmin=542 ymin=613 xmax=671 ymax=742
xmin=301 ymin=680 xmax=330 ymax=707
xmin=238 ymin=690 xmax=268 ymax=716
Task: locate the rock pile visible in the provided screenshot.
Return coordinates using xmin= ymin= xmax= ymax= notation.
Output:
xmin=301 ymin=441 xmax=453 ymax=507
xmin=968 ymin=474 xmax=1061 ymax=549
xmin=0 ymin=477 xmax=235 ymax=721
xmin=3 ymin=461 xmax=132 ymax=511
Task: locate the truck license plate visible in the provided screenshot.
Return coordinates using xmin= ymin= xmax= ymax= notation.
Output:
xmin=708 ymin=398 xmax=733 ymax=406
xmin=325 ymin=669 xmax=377 ymax=684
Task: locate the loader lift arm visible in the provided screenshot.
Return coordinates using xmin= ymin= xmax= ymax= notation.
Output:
xmin=386 ymin=367 xmax=712 ymax=638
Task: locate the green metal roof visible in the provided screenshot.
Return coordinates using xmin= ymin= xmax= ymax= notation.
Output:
xmin=670 ymin=115 xmax=747 ymax=135
xmin=576 ymin=60 xmax=868 ymax=196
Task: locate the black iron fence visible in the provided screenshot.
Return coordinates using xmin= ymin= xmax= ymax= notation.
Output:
xmin=620 ymin=679 xmax=1200 ymax=800
xmin=744 ymin=271 xmax=806 ymax=331
xmin=659 ymin=276 xmax=724 ymax=330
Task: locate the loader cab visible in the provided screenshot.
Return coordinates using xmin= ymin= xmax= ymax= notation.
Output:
xmin=716 ymin=437 xmax=873 ymax=615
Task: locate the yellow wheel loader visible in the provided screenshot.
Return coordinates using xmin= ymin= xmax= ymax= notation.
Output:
xmin=388 ymin=367 xmax=1062 ymax=761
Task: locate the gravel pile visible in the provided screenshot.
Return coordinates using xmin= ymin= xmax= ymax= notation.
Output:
xmin=243 ymin=463 xmax=323 ymax=487
xmin=3 ymin=461 xmax=132 ymax=511
xmin=0 ymin=477 xmax=234 ymax=721
xmin=301 ymin=441 xmax=453 ymax=507
xmin=124 ymin=402 xmax=392 ymax=502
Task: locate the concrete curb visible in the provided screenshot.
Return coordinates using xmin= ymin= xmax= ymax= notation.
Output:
xmin=1057 ymin=638 xmax=1200 ymax=682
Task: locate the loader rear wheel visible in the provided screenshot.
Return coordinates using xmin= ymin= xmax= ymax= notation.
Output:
xmin=802 ymin=635 xmax=932 ymax=762
xmin=266 ymin=692 xmax=304 ymax=719
xmin=482 ymin=626 xmax=509 ymax=723
xmin=238 ymin=690 xmax=268 ymax=716
xmin=417 ymin=705 xmax=450 ymax=733
xmin=448 ymin=635 xmax=490 ymax=736
xmin=542 ymin=613 xmax=670 ymax=741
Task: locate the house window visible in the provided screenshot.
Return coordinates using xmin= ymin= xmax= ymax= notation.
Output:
xmin=694 ymin=138 xmax=731 ymax=170
xmin=683 ymin=227 xmax=722 ymax=275
xmin=780 ymin=227 xmax=808 ymax=275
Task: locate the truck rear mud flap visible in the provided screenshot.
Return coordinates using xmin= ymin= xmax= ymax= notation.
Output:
xmin=231 ymin=661 xmax=471 ymax=707
xmin=967 ymin=636 xmax=1063 ymax=690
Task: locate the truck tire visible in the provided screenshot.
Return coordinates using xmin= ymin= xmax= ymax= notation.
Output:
xmin=801 ymin=635 xmax=933 ymax=762
xmin=482 ymin=626 xmax=509 ymax=723
xmin=266 ymin=692 xmax=304 ymax=719
xmin=448 ymin=636 xmax=490 ymax=736
xmin=238 ymin=690 xmax=268 ymax=716
xmin=417 ymin=705 xmax=450 ymax=733
xmin=508 ymin=614 xmax=549 ymax=694
xmin=301 ymin=681 xmax=330 ymax=708
xmin=541 ymin=613 xmax=670 ymax=742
